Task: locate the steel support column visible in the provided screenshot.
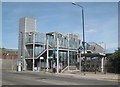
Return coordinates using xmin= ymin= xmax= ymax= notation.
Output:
xmin=46 ymin=40 xmax=49 ymax=72
xmin=57 ymin=38 xmax=59 ymax=73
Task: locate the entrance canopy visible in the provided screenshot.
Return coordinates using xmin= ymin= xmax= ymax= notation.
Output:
xmin=81 ymin=53 xmax=106 ymax=57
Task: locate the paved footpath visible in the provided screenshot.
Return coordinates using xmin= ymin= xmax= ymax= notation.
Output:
xmin=8 ymin=70 xmax=120 ymax=83
xmin=27 ymin=70 xmax=119 ymax=82
xmin=58 ymin=71 xmax=119 ymax=82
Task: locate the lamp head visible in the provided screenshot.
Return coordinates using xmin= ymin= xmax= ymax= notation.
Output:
xmin=72 ymin=2 xmax=76 ymax=5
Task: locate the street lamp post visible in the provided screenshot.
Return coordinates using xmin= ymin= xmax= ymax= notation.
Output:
xmin=72 ymin=2 xmax=86 ymax=74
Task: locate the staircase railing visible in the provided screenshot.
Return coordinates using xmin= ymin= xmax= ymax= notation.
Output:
xmin=36 ymin=43 xmax=54 ymax=59
xmin=61 ymin=66 xmax=68 ymax=73
xmin=36 ymin=49 xmax=47 ymax=59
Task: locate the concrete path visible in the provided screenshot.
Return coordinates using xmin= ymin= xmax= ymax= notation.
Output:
xmin=9 ymin=70 xmax=119 ymax=82
xmin=3 ymin=71 xmax=118 ymax=85
xmin=58 ymin=71 xmax=119 ymax=82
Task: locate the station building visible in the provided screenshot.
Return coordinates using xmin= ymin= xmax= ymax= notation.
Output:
xmin=18 ymin=17 xmax=106 ymax=73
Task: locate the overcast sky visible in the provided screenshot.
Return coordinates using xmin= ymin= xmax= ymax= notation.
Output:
xmin=2 ymin=2 xmax=118 ymax=53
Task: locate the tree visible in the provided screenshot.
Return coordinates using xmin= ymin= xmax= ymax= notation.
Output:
xmin=107 ymin=48 xmax=120 ymax=74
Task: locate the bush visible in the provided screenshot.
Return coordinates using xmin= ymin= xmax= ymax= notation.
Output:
xmin=107 ymin=48 xmax=120 ymax=74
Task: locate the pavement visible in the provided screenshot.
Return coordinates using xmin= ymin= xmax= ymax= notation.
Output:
xmin=3 ymin=71 xmax=118 ymax=85
xmin=8 ymin=70 xmax=120 ymax=82
xmin=58 ymin=70 xmax=119 ymax=82
xmin=35 ymin=70 xmax=119 ymax=82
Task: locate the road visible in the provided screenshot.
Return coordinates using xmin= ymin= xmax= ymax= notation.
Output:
xmin=2 ymin=71 xmax=118 ymax=85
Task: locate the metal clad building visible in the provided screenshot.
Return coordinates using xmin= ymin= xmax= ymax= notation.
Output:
xmin=18 ymin=17 xmax=81 ymax=71
xmin=86 ymin=42 xmax=104 ymax=53
xmin=18 ymin=17 xmax=36 ymax=70
xmin=18 ymin=17 xmax=105 ymax=73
